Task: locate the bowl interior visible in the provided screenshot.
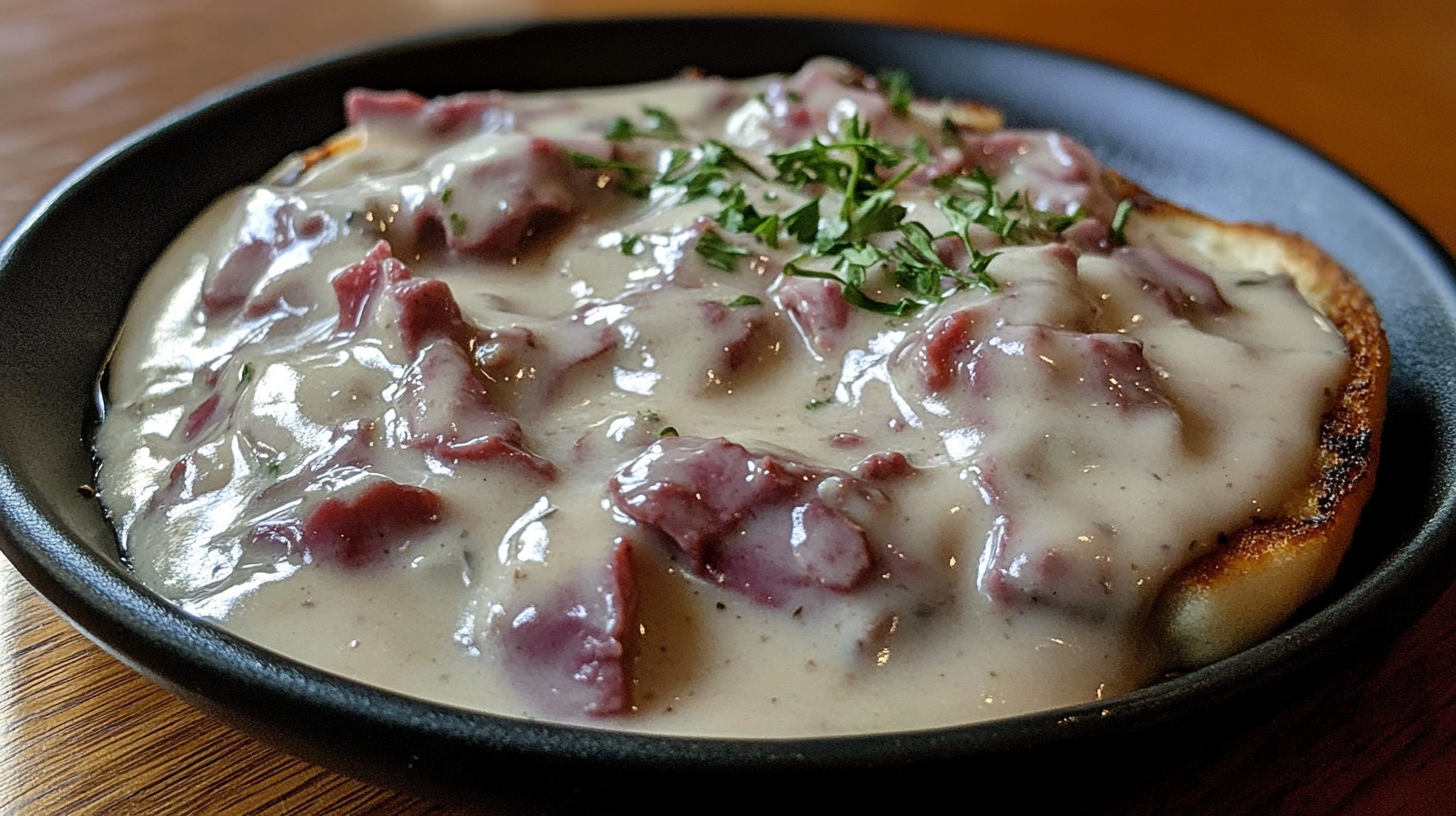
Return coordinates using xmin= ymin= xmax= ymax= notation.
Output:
xmin=2 ymin=16 xmax=1455 ymax=805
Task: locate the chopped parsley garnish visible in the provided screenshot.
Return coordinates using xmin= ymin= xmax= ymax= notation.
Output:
xmin=714 ymin=185 xmax=766 ymax=232
xmin=935 ymin=167 xmax=1017 ymax=237
xmin=563 ymin=149 xmax=648 ymax=174
xmin=769 ymin=115 xmax=905 ymax=208
xmin=448 ymin=212 xmax=468 ymax=237
xmin=658 ymin=426 xmax=679 ymax=438
xmin=606 ymin=106 xmax=684 ymax=142
xmin=265 ymin=460 xmax=282 ymax=478
xmin=619 ymin=233 xmax=644 ymax=255
xmin=701 ymin=139 xmax=766 ymax=179
xmin=1034 ymin=206 xmax=1085 ymax=234
xmin=888 ymin=222 xmax=958 ymax=299
xmin=936 ymin=166 xmax=1085 ymax=251
xmin=726 ymin=294 xmax=762 ymax=307
xmin=783 ymin=256 xmax=922 ymax=316
xmin=695 ymin=229 xmax=749 ymax=271
xmin=659 ymin=140 xmax=767 ymax=204
xmin=805 ymin=398 xmax=833 ymax=410
xmin=238 ymin=362 xmax=254 ymax=389
xmin=908 ymin=134 xmax=933 ymax=165
xmin=1110 ymin=199 xmax=1134 ymax=245
xmin=440 ymin=187 xmax=454 ymax=205
xmin=581 ymin=99 xmax=1095 ymax=315
xmin=751 ymin=213 xmax=781 ymax=248
xmin=782 ymin=196 xmax=821 ymax=244
xmin=876 ymin=68 xmax=914 ymax=118
xmin=939 ymin=116 xmax=960 ymax=146
xmin=562 ymin=149 xmax=654 ymax=198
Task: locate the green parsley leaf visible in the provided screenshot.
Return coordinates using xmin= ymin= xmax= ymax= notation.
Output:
xmin=877 ymin=68 xmax=914 ymax=118
xmin=660 ymin=147 xmax=693 ymax=176
xmin=715 ymin=184 xmax=763 ymax=233
xmin=1110 ymin=199 xmax=1134 ymax=245
xmin=448 ymin=212 xmax=468 ymax=237
xmin=642 ymin=107 xmax=683 ymax=139
xmin=783 ymin=196 xmax=821 ymax=243
xmin=605 ymin=106 xmax=684 ymax=142
xmin=837 ymin=243 xmax=886 ymax=279
xmin=238 ymin=362 xmax=254 ymax=389
xmin=1034 ymin=205 xmax=1085 ymax=234
xmin=726 ymin=295 xmax=763 ymax=307
xmin=605 ymin=116 xmax=636 ymax=142
xmin=672 ymin=165 xmax=733 ymax=201
xmin=695 ymin=229 xmax=749 ymax=272
xmin=658 ymin=426 xmax=679 ymax=438
xmin=841 ymin=285 xmax=921 ymax=316
xmin=563 ymin=149 xmax=649 ymax=174
xmin=700 ymin=139 xmax=766 ymax=179
xmin=965 ymin=244 xmax=1001 ymax=281
xmin=440 ymin=187 xmax=454 ymax=205
xmin=785 ymin=256 xmax=922 ymax=316
xmin=620 ymin=233 xmax=644 ymax=255
xmin=940 ymin=116 xmax=960 ymax=146
xmin=562 ymin=149 xmax=654 ymax=197
xmin=908 ymin=134 xmax=932 ymax=165
xmin=805 ymin=398 xmax=834 ymax=410
xmin=751 ymin=213 xmax=781 ymax=249
xmin=843 ymin=188 xmax=907 ymax=242
xmin=888 ymin=221 xmax=952 ymax=299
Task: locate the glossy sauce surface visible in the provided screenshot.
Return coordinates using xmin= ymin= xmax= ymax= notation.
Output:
xmin=95 ymin=60 xmax=1347 ymax=735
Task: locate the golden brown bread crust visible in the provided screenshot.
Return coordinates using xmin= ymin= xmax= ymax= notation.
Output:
xmin=1104 ymin=175 xmax=1390 ymax=669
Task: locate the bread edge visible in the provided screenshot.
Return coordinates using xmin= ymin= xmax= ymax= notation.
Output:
xmin=1104 ymin=175 xmax=1391 ymax=669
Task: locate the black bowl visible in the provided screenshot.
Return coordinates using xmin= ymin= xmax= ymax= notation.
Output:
xmin=3 ymin=17 xmax=1455 ymax=812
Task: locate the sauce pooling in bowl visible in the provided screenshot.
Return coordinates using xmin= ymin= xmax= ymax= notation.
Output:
xmin=95 ymin=59 xmax=1349 ymax=735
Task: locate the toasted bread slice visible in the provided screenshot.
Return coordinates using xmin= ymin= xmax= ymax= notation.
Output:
xmin=1105 ymin=176 xmax=1390 ymax=668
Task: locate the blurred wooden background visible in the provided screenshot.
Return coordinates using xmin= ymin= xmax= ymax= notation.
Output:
xmin=0 ymin=1 xmax=1452 ymax=813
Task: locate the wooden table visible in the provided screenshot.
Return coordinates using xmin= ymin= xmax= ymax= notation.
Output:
xmin=1 ymin=1 xmax=1453 ymax=812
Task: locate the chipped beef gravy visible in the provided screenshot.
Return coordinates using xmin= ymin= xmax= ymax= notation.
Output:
xmin=95 ymin=59 xmax=1348 ymax=736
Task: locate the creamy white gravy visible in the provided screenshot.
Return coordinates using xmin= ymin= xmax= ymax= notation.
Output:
xmin=95 ymin=59 xmax=1348 ymax=736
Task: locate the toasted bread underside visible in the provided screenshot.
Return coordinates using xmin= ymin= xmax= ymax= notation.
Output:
xmin=1106 ymin=178 xmax=1390 ymax=669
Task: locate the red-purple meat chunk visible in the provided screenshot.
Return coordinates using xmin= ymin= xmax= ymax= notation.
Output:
xmin=405 ymin=135 xmax=615 ymax=259
xmin=300 ymin=480 xmax=443 ymax=568
xmin=1113 ymin=246 xmax=1231 ymax=318
xmin=697 ymin=299 xmax=777 ymax=379
xmin=776 ymin=276 xmax=851 ymax=358
xmin=400 ymin=340 xmax=556 ymax=477
xmin=964 ymin=130 xmax=1114 ymax=217
xmin=974 ymin=470 xmax=1121 ymax=617
xmin=345 ymin=88 xmax=513 ymax=137
xmin=942 ymin=325 xmax=1170 ymax=415
xmin=502 ymin=538 xmax=637 ymax=716
xmin=332 ymin=240 xmax=412 ymax=335
xmin=202 ymin=192 xmax=330 ymax=319
xmin=331 ymin=242 xmax=559 ymax=475
xmin=609 ymin=436 xmax=874 ymax=605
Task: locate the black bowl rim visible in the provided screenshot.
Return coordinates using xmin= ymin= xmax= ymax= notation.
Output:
xmin=2 ymin=14 xmax=1456 ymax=781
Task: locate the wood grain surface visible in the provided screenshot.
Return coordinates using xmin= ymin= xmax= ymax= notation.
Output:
xmin=0 ymin=1 xmax=1453 ymax=813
